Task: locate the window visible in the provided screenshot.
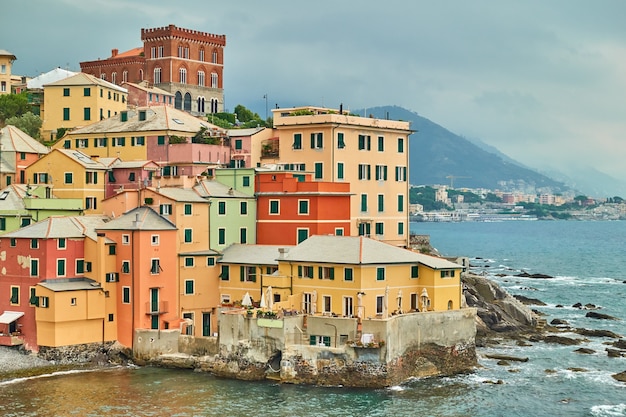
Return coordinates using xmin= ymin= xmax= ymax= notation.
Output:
xmin=132 ymin=136 xmax=145 ymax=146
xmin=109 ymin=313 xmax=114 ymax=322
xmin=218 ymin=228 xmax=226 ymax=245
xmin=314 ymin=162 xmax=323 ymax=179
xmin=57 ymin=238 xmax=66 ymax=249
xmin=30 ymin=259 xmax=39 ymax=276
xmin=159 ymin=204 xmax=173 ymax=215
xmin=109 ymin=245 xmax=116 ymax=255
xmin=76 ymin=259 xmax=85 ymax=274
xmin=220 ymin=265 xmax=230 ymax=280
xmin=158 ymin=136 xmax=166 ymax=145
xmin=240 ymin=266 xmax=256 ymax=282
xmin=86 ymin=262 xmax=92 ymax=272
xmin=211 ymin=72 xmax=218 ymax=88
xmin=184 ymin=204 xmax=192 ymax=215
xmin=293 ymin=133 xmax=302 ymax=150
xmin=10 ymin=238 xmax=16 ymax=247
xmin=63 ymin=88 xmax=70 ymax=96
xmin=269 ymin=200 xmax=280 ymax=214
xmin=29 ymin=288 xmax=38 ymax=306
xmin=395 ymin=166 xmax=407 ymax=182
xmin=185 ymin=280 xmax=194 ymax=295
xmin=319 ymin=266 xmax=335 ymax=280
xmin=358 ymin=135 xmax=371 ymax=150
xmin=398 ymin=222 xmax=405 ymax=235
xmin=360 ymin=194 xmax=368 ymax=212
xmin=398 ymin=137 xmax=405 ymax=153
xmin=10 ymin=287 xmax=19 ymax=305
xmin=84 ymin=107 xmax=91 ymax=121
xmin=376 ymin=296 xmax=384 ymax=314
xmin=20 ymin=218 xmax=30 ymax=227
xmin=122 ymin=261 xmax=130 ymax=273
xmin=310 ymin=132 xmax=323 ymax=149
xmin=240 ymin=201 xmax=248 ymax=215
xmin=337 ymin=162 xmax=344 ymax=180
xmin=64 ymin=172 xmax=73 ymax=184
xmin=150 ymin=259 xmax=161 ymax=274
xmin=151 ymin=235 xmax=160 ymax=245
xmin=184 ymin=229 xmax=192 ymax=243
xmin=323 ymin=296 xmax=332 ymax=313
xmin=57 ymin=259 xmax=66 ymax=277
xmin=375 ymin=165 xmax=388 ymax=181
xmin=40 ymin=296 xmax=50 ymax=308
xmin=375 ymin=222 xmax=384 ymax=235
xmin=441 ymin=270 xmax=456 ymax=278
xmin=344 ymin=268 xmax=353 ymax=281
xmin=378 ymin=136 xmax=384 ymax=151
xmin=298 ymin=265 xmax=314 ymax=279
xmin=242 ymin=176 xmax=250 ymax=187
xmin=31 ymin=238 xmax=38 ymax=249
xmin=240 ymin=228 xmax=247 ymax=244
xmin=358 ymin=164 xmax=371 ymax=180
xmin=377 ymin=194 xmax=384 ymax=212
xmin=128 ymin=172 xmax=135 ymax=182
xmin=337 ymin=132 xmax=345 ymax=149
xmin=113 ymin=137 xmax=126 ymax=147
xmin=218 ymin=201 xmax=226 ymax=215
xmin=398 ymin=195 xmax=404 ymax=212
xmin=85 ymin=171 xmax=98 ymax=184
xmin=85 ymin=197 xmax=97 ymax=210
xmin=122 ymin=234 xmax=130 ymax=245
xmin=376 ymin=267 xmax=385 ymax=281
xmin=335 ymin=228 xmax=344 ymax=236
xmin=106 ymin=272 xmax=119 ymax=282
xmin=63 ymin=108 xmax=70 ymax=121
xmin=297 ymin=228 xmax=309 ymax=244
xmin=411 ymin=265 xmax=419 ymax=278
xmin=185 ymin=257 xmax=194 ymax=267
xmin=179 ymin=67 xmax=187 ymax=84
xmin=298 ymin=200 xmax=309 ymax=215
xmin=122 ymin=287 xmax=130 ymax=304
xmin=154 ymin=67 xmax=162 ymax=84
xmin=207 ymin=257 xmax=215 ymax=266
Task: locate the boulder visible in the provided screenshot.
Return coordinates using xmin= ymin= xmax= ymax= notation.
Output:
xmin=574 ymin=348 xmax=595 ymax=354
xmin=574 ymin=328 xmax=621 ymax=338
xmin=586 ymin=311 xmax=619 ymax=321
xmin=543 ymin=335 xmax=583 ymax=345
xmin=611 ymin=371 xmax=626 ymax=383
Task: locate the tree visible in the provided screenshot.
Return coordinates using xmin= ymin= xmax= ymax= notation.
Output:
xmin=5 ymin=112 xmax=42 ymax=139
xmin=0 ymin=92 xmax=31 ymax=124
xmin=234 ymin=104 xmax=257 ymax=123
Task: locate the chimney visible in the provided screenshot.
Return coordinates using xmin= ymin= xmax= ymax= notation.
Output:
xmin=277 ymin=248 xmax=288 ymax=259
xmin=112 ymin=49 xmax=119 ymax=57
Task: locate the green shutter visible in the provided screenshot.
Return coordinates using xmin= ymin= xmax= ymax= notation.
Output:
xmin=309 ymin=335 xmax=317 ymax=346
xmin=329 ymin=268 xmax=334 ymax=280
xmin=318 ymin=267 xmax=323 ymax=279
xmin=298 ymin=265 xmax=302 ymax=278
xmin=240 ymin=266 xmax=245 ymax=281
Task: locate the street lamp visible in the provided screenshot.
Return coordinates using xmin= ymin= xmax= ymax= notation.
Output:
xmin=263 ymin=94 xmax=268 ymax=121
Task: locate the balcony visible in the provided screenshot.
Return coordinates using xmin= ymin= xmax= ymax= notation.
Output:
xmin=0 ymin=333 xmax=24 ymax=346
xmin=145 ymin=301 xmax=169 ymax=315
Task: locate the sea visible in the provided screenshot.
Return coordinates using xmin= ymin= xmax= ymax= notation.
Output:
xmin=0 ymin=220 xmax=624 ymax=417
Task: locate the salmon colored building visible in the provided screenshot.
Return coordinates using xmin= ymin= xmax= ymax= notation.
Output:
xmin=255 ymin=170 xmax=352 ymax=245
xmin=95 ymin=206 xmax=179 ymax=348
xmin=0 ymin=125 xmax=50 ymax=187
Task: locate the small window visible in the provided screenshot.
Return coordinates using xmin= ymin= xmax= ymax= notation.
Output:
xmin=151 ymin=235 xmax=160 ymax=246
xmin=109 ymin=245 xmax=116 ymax=255
xmin=57 ymin=238 xmax=66 ymax=249
xmin=207 ymin=257 xmax=215 ymax=266
xmin=64 ymin=172 xmax=73 ymax=184
xmin=269 ymin=200 xmax=279 ymax=215
xmin=71 ymin=298 xmax=77 ymax=306
xmin=185 ymin=257 xmax=194 ymax=267
xmin=411 ymin=265 xmax=419 ymax=278
xmin=150 ymin=259 xmax=161 ymax=274
xmin=240 ymin=201 xmax=248 ymax=215
xmin=57 ymin=259 xmax=66 ymax=277
xmin=184 ymin=229 xmax=192 ymax=243
xmin=242 ymin=176 xmax=250 ymax=187
xmin=220 ymin=265 xmax=230 ymax=280
xmin=218 ymin=228 xmax=226 ymax=245
xmin=122 ymin=234 xmax=130 ymax=245
xmin=337 ymin=132 xmax=345 ymax=149
xmin=185 ymin=280 xmax=194 ymax=295
xmin=108 ymin=313 xmax=115 ymax=322
xmin=218 ymin=201 xmax=226 ymax=215
xmin=344 ymin=268 xmax=353 ymax=281
xmin=10 ymin=287 xmax=19 ymax=305
xmin=122 ymin=287 xmax=130 ymax=304
xmin=41 ymin=296 xmax=50 ymax=308
xmin=298 ymin=200 xmax=309 ymax=215
xmin=376 ymin=267 xmax=385 ymax=281
xmin=184 ymin=204 xmax=192 ymax=215
xmin=76 ymin=259 xmax=85 ymax=274
xmin=31 ymin=239 xmax=38 ymax=249
xmin=10 ymin=238 xmax=16 ymax=247
xmin=122 ymin=261 xmax=130 ymax=274
xmin=63 ymin=88 xmax=70 ymax=96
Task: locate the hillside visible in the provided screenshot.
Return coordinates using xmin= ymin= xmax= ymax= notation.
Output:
xmin=356 ymin=106 xmax=569 ymax=193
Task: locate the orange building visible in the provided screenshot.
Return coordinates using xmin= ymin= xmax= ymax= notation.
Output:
xmin=95 ymin=206 xmax=179 ymax=348
xmin=255 ymin=170 xmax=351 ymax=245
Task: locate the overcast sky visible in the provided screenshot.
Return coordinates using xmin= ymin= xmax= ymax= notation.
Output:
xmin=3 ymin=0 xmax=626 ymax=183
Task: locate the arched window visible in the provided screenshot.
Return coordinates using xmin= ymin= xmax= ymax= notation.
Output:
xmin=122 ymin=70 xmax=128 ymax=83
xmin=447 ymin=300 xmax=453 ymax=310
xmin=100 ymin=73 xmax=106 ymax=80
xmin=199 ymin=48 xmax=205 ymax=62
xmin=197 ymin=97 xmax=205 ymax=113
xmin=154 ymin=67 xmax=162 ymax=84
xmin=212 ymin=50 xmax=218 ymax=63
xmin=139 ymin=69 xmax=143 ymax=81
xmin=198 ymin=71 xmax=205 ymax=87
xmin=211 ymin=72 xmax=218 ymax=88
xmin=179 ymin=68 xmax=187 ymax=84
xmin=210 ymin=98 xmax=219 ymax=113
xmin=184 ymin=93 xmax=192 ymax=111
xmin=174 ymin=92 xmax=183 ymax=109
xmin=112 ymin=72 xmax=117 ymax=84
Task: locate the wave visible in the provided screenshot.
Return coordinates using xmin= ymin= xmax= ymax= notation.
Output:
xmin=0 ymin=366 xmax=123 ymax=386
xmin=591 ymin=404 xmax=626 ymax=416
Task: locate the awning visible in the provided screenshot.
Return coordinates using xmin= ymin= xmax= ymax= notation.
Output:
xmin=0 ymin=311 xmax=24 ymax=324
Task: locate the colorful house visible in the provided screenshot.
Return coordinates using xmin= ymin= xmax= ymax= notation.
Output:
xmin=25 ymin=149 xmax=107 ymax=214
xmin=228 ymin=127 xmax=274 ymax=168
xmin=122 ymin=81 xmax=174 ymax=108
xmin=0 ymin=215 xmax=111 ymax=350
xmin=0 ymin=49 xmax=16 ymax=95
xmin=95 ymin=207 xmax=179 ymax=348
xmin=55 ymin=106 xmax=229 ymax=176
xmin=41 ymin=72 xmax=128 ymax=141
xmin=255 ymin=170 xmax=351 ymax=245
xmin=267 ymin=106 xmax=412 ymax=247
xmin=25 ymin=67 xmax=77 ymax=119
xmin=193 ymin=179 xmax=257 ymax=251
xmin=105 ymin=160 xmax=159 ymax=199
xmin=0 ymin=125 xmax=50 ymax=186
xmin=275 ymin=235 xmax=463 ymax=318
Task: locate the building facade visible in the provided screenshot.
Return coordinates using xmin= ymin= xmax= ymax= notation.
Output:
xmin=80 ymin=25 xmax=226 ymax=116
xmin=0 ymin=50 xmax=16 ymax=95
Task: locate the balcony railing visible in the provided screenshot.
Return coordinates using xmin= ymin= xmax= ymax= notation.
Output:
xmin=145 ymin=301 xmax=169 ymax=315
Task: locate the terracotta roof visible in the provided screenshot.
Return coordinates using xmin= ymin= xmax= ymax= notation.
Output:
xmin=113 ymin=47 xmax=144 ymax=59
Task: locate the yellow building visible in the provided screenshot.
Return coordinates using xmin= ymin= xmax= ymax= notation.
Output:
xmin=41 ymin=72 xmax=128 ymax=141
xmin=25 ymin=149 xmax=108 ymax=214
xmin=274 ymin=235 xmax=462 ymax=318
xmin=267 ymin=106 xmax=412 ymax=247
xmin=0 ymin=50 xmax=16 ymax=95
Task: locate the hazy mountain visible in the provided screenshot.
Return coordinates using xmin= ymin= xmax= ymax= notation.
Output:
xmin=356 ymin=106 xmax=568 ymax=193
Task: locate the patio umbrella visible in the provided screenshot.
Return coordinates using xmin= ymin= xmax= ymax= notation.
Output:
xmin=266 ymin=286 xmax=273 ymax=311
xmin=260 ymin=291 xmax=267 ymax=309
xmin=242 ymin=292 xmax=252 ymax=307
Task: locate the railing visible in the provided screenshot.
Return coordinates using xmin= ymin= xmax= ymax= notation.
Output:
xmin=145 ymin=301 xmax=169 ymax=315
xmin=0 ymin=333 xmax=24 ymax=346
